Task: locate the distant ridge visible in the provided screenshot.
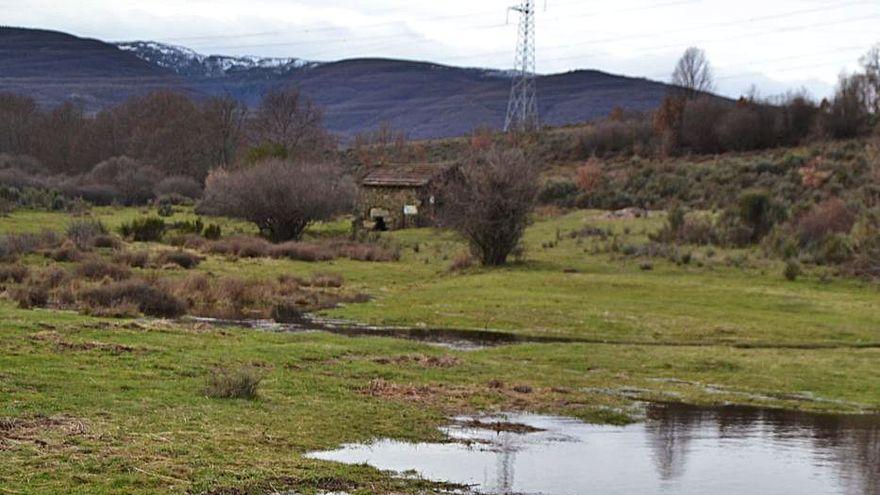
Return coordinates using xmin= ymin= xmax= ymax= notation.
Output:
xmin=0 ymin=27 xmax=675 ymax=139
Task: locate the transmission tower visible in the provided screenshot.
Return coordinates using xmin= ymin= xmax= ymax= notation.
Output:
xmin=504 ymin=0 xmax=539 ymax=133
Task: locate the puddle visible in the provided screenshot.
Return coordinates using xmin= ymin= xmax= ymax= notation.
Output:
xmin=187 ymin=316 xmax=584 ymax=351
xmin=307 ymin=403 xmax=880 ymax=495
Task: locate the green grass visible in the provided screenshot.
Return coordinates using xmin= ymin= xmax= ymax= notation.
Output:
xmin=1 ymin=206 xmax=879 ymax=493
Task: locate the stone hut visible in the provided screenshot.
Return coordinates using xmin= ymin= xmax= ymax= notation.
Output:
xmin=360 ymin=163 xmax=455 ymax=230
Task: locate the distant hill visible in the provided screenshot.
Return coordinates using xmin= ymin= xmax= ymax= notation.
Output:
xmin=0 ymin=27 xmax=183 ymax=109
xmin=0 ymin=27 xmax=676 ymax=139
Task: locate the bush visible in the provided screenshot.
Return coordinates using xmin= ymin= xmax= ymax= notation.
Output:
xmin=113 ymin=250 xmax=151 ymax=268
xmin=736 ymin=189 xmax=785 ymax=243
xmin=537 ymin=179 xmax=578 ymax=207
xmin=154 ymin=176 xmax=203 ymax=200
xmin=119 ymin=217 xmax=166 ymax=242
xmin=79 ymin=280 xmax=187 ymax=318
xmin=439 ymin=146 xmax=539 ymax=266
xmin=575 ymin=158 xmax=604 ymax=193
xmin=74 ymin=258 xmax=132 ymax=281
xmin=92 ymin=234 xmax=122 ymax=249
xmin=268 ymin=242 xmax=335 ymax=262
xmin=199 ymin=160 xmax=355 ymax=242
xmin=66 ymin=219 xmax=108 ymax=249
xmin=204 ymin=366 xmax=263 ymax=400
xmin=0 ymin=264 xmax=28 ymax=283
xmin=11 ymin=286 xmax=48 ymax=309
xmin=203 ymin=224 xmax=222 ymax=240
xmin=48 ymin=241 xmax=83 ymax=262
xmin=157 ymin=203 xmax=174 ymax=217
xmin=155 ymin=250 xmax=202 ymax=269
xmin=204 ymin=236 xmax=269 ymax=258
xmin=0 ymin=231 xmax=62 ymax=261
xmin=796 ymin=198 xmax=856 ymax=247
xmin=338 ymin=243 xmax=400 ymax=262
xmin=784 ymin=259 xmax=802 ymax=281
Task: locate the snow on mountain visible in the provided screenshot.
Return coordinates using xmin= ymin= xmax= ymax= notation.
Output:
xmin=115 ymin=41 xmax=317 ymax=77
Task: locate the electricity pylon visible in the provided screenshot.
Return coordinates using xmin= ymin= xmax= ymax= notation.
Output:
xmin=504 ymin=0 xmax=539 ymax=133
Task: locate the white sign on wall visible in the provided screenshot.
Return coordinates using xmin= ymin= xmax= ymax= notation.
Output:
xmin=403 ymin=205 xmax=418 ymax=216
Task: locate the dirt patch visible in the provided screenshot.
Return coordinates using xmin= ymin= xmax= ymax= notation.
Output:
xmin=372 ymin=354 xmax=460 ymax=368
xmin=0 ymin=414 xmax=88 ymax=451
xmin=28 ymin=330 xmax=137 ymax=354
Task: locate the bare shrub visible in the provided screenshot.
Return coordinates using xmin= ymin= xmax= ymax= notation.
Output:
xmin=268 ymin=242 xmax=335 ymax=262
xmin=199 ymin=160 xmax=355 ymax=242
xmin=92 ymin=234 xmax=121 ymax=249
xmin=113 ymin=250 xmax=151 ymax=268
xmin=0 ymin=231 xmax=61 ymax=260
xmin=0 ymin=264 xmax=28 ymax=283
xmin=203 ymin=236 xmax=269 ymax=258
xmin=11 ymin=286 xmax=48 ymax=309
xmin=575 ymin=158 xmax=603 ymax=193
xmin=449 ymin=252 xmax=475 ymax=272
xmin=796 ymin=198 xmax=856 ymax=247
xmin=74 ymin=258 xmax=132 ymax=281
xmin=47 ymin=241 xmax=82 ymax=262
xmin=155 ymin=250 xmax=202 ymax=269
xmin=204 ymin=366 xmax=263 ymax=400
xmin=79 ymin=280 xmax=186 ymax=318
xmin=154 ymin=176 xmax=203 ymax=200
xmin=337 ymin=243 xmax=399 ymax=262
xmin=439 ymin=146 xmax=539 ymax=266
xmin=307 ymin=273 xmax=344 ymax=288
xmin=66 ymin=219 xmax=107 ymax=250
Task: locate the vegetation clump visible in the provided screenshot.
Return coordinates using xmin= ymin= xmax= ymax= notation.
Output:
xmin=204 ymin=366 xmax=263 ymax=400
xmin=199 ymin=160 xmax=355 ymax=242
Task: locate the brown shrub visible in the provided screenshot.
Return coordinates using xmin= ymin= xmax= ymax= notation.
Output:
xmin=0 ymin=231 xmax=62 ymax=261
xmin=0 ymin=264 xmax=28 ymax=283
xmin=304 ymin=273 xmax=344 ymax=288
xmin=92 ymin=234 xmax=122 ymax=249
xmin=32 ymin=265 xmax=68 ymax=289
xmin=79 ymin=280 xmax=187 ymax=318
xmin=338 ymin=243 xmax=400 ymax=262
xmin=575 ymin=158 xmax=603 ymax=193
xmin=268 ymin=242 xmax=335 ymax=262
xmin=155 ymin=250 xmax=202 ymax=269
xmin=204 ymin=236 xmax=269 ymax=258
xmin=74 ymin=258 xmax=132 ymax=281
xmin=112 ymin=250 xmax=151 ymax=268
xmin=11 ymin=286 xmax=48 ymax=309
xmin=66 ymin=220 xmax=108 ymax=250
xmin=48 ymin=241 xmax=83 ymax=262
xmin=198 ymin=160 xmax=355 ymax=242
xmin=449 ymin=252 xmax=475 ymax=272
xmin=796 ymin=199 xmax=856 ymax=246
xmin=439 ymin=146 xmax=539 ymax=266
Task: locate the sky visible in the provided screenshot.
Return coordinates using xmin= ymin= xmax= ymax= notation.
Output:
xmin=3 ymin=0 xmax=879 ymax=98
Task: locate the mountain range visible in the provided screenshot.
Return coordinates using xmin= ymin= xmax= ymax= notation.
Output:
xmin=0 ymin=27 xmax=675 ymax=139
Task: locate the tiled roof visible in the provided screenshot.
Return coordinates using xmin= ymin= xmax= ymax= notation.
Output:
xmin=361 ymin=163 xmax=451 ymax=187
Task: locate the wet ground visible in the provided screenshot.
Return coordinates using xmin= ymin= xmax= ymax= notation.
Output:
xmin=307 ymin=403 xmax=880 ymax=495
xmin=188 ymin=316 xmax=585 ymax=350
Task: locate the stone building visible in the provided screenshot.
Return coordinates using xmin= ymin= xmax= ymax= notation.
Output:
xmin=360 ymin=163 xmax=455 ymax=230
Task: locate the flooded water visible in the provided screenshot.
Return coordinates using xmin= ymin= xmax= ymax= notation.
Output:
xmin=188 ymin=316 xmax=586 ymax=350
xmin=307 ymin=403 xmax=880 ymax=495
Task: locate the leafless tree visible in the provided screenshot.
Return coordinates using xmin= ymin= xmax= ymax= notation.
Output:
xmin=198 ymin=160 xmax=355 ymax=242
xmin=672 ymin=47 xmax=715 ymax=98
xmin=249 ymin=86 xmax=334 ymax=161
xmin=201 ymin=94 xmax=247 ymax=168
xmin=859 ymin=44 xmax=880 ymax=114
xmin=439 ymin=146 xmax=539 ymax=266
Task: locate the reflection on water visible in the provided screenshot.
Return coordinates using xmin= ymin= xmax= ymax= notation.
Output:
xmin=307 ymin=403 xmax=880 ymax=495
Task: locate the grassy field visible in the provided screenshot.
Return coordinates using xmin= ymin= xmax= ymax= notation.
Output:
xmin=1 ymin=206 xmax=879 ymax=494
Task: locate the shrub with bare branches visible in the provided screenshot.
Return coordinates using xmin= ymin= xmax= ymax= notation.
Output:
xmin=199 ymin=160 xmax=355 ymax=242
xmin=439 ymin=146 xmax=539 ymax=266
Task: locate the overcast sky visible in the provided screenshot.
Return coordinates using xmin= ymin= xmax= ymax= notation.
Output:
xmin=4 ymin=0 xmax=879 ymax=98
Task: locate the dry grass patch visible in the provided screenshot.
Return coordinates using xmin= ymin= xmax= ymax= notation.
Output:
xmin=204 ymin=366 xmax=263 ymax=400
xmin=0 ymin=414 xmax=88 ymax=451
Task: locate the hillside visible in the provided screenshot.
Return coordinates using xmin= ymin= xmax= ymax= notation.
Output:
xmin=0 ymin=27 xmax=183 ymax=109
xmin=1 ymin=27 xmax=674 ymax=138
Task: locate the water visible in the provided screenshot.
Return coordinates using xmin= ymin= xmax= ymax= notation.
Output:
xmin=307 ymin=403 xmax=880 ymax=495
xmin=187 ymin=316 xmax=586 ymax=350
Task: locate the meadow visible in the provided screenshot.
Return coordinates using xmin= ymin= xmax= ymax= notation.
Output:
xmin=1 ymin=205 xmax=878 ymax=494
